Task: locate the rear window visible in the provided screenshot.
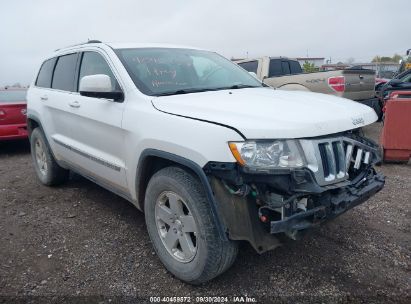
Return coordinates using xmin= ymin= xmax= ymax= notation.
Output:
xmin=289 ymin=61 xmax=302 ymax=74
xmin=35 ymin=58 xmax=57 ymax=88
xmin=52 ymin=53 xmax=78 ymax=92
xmin=269 ymin=59 xmax=282 ymax=77
xmin=238 ymin=61 xmax=258 ymax=74
xmin=0 ymin=90 xmax=27 ymax=102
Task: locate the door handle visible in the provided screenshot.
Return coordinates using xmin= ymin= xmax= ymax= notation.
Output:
xmin=69 ymin=101 xmax=81 ymax=108
xmin=40 ymin=95 xmax=48 ymax=101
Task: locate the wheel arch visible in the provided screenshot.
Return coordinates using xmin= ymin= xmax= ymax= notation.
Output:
xmin=27 ymin=114 xmax=42 ymax=136
xmin=136 ymin=149 xmax=228 ymax=240
xmin=26 ymin=114 xmax=67 ymax=170
xmin=277 ymin=83 xmax=311 ymax=91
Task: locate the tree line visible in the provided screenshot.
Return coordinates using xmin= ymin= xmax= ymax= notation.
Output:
xmin=372 ymin=54 xmax=402 ymax=63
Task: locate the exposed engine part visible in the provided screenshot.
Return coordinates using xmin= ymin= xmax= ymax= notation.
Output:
xmin=297 ymin=198 xmax=308 ymax=212
xmin=258 ymin=195 xmax=312 ymax=240
xmin=265 ymin=192 xmax=285 ymax=208
xmin=221 ymin=180 xmax=252 ymax=197
xmin=264 ymin=192 xmax=300 ymax=209
xmin=210 ymin=177 xmax=282 ymax=254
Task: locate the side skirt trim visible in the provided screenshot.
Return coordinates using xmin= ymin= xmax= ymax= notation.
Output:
xmin=53 ymin=138 xmax=121 ymax=172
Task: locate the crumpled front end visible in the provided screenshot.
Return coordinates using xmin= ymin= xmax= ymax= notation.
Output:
xmin=269 ymin=168 xmax=384 ymax=236
xmin=205 ymin=131 xmax=385 ymax=253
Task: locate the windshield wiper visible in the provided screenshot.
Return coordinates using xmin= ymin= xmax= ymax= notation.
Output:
xmin=155 ymin=84 xmax=261 ymax=96
xmin=156 ymin=88 xmax=220 ymax=96
xmin=227 ymin=84 xmax=260 ymax=89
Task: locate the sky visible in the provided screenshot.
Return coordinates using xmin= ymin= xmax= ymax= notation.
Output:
xmin=1 ymin=0 xmax=410 ymax=86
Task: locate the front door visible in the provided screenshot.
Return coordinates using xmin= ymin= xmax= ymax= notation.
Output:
xmin=62 ymin=50 xmax=128 ymax=192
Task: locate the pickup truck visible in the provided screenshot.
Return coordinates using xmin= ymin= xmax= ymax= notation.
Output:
xmin=27 ymin=42 xmax=384 ymax=284
xmin=235 ymin=57 xmax=376 ymax=101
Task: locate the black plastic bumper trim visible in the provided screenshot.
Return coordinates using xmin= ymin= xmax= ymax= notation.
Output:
xmin=270 ymin=172 xmax=385 ymax=234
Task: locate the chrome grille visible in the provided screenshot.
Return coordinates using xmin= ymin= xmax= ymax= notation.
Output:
xmin=300 ymin=136 xmax=374 ymax=186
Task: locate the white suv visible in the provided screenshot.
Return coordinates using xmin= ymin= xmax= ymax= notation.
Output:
xmin=27 ymin=41 xmax=385 ymax=284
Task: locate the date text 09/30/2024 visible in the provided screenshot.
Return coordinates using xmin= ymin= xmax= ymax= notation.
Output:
xmin=149 ymin=296 xmax=257 ymax=303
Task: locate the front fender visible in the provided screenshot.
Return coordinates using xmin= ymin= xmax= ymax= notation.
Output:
xmin=136 ymin=149 xmax=229 ymax=241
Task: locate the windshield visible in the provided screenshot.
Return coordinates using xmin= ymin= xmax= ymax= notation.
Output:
xmin=115 ymin=48 xmax=262 ymax=96
xmin=0 ymin=90 xmax=27 ymax=102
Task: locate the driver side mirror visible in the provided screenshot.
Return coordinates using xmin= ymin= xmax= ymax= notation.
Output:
xmin=79 ymin=74 xmax=124 ymax=102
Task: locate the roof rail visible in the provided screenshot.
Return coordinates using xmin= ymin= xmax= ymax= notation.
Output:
xmin=55 ymin=40 xmax=102 ymax=51
xmin=87 ymin=40 xmax=102 ymax=44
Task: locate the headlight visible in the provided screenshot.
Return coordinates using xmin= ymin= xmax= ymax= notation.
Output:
xmin=229 ymin=140 xmax=305 ymax=169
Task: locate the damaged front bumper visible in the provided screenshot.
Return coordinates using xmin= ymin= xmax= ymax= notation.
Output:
xmin=206 ymin=136 xmax=385 ymax=253
xmin=270 ymin=171 xmax=385 ymax=234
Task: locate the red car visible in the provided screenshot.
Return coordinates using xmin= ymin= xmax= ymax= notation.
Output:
xmin=0 ymin=89 xmax=28 ymax=140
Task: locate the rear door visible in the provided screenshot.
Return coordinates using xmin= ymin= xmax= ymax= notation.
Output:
xmin=263 ymin=59 xmax=289 ymax=88
xmin=63 ymin=50 xmax=127 ymax=191
xmin=30 ymin=54 xmax=80 ymax=161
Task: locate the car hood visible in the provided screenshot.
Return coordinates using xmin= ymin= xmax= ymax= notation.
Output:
xmin=151 ymin=88 xmax=377 ymax=139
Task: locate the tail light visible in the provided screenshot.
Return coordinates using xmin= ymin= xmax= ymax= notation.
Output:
xmin=328 ymin=76 xmax=345 ymax=92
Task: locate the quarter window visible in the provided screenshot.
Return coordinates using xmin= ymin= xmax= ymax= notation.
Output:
xmin=289 ymin=61 xmax=302 ymax=74
xmin=35 ymin=58 xmax=57 ymax=88
xmin=52 ymin=54 xmax=78 ymax=92
xmin=79 ymin=52 xmax=119 ymax=92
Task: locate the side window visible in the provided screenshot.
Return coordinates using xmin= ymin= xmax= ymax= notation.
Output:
xmin=79 ymin=52 xmax=119 ymax=92
xmin=52 ymin=54 xmax=78 ymax=91
xmin=281 ymin=61 xmax=291 ymax=75
xmin=238 ymin=61 xmax=258 ymax=74
xmin=268 ymin=59 xmax=282 ymax=77
xmin=289 ymin=61 xmax=302 ymax=74
xmin=35 ymin=58 xmax=57 ymax=88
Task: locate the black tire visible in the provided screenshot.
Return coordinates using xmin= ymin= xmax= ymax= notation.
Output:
xmin=30 ymin=128 xmax=69 ymax=186
xmin=144 ymin=166 xmax=238 ymax=284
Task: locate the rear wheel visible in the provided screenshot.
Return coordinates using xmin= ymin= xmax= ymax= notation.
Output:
xmin=30 ymin=128 xmax=69 ymax=186
xmin=144 ymin=166 xmax=238 ymax=284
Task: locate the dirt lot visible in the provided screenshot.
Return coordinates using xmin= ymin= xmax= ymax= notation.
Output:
xmin=0 ymin=123 xmax=409 ymax=303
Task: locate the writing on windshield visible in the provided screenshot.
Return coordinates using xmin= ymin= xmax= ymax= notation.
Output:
xmin=115 ymin=48 xmax=262 ymax=96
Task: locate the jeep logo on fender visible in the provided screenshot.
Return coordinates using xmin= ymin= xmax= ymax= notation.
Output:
xmin=352 ymin=117 xmax=365 ymax=125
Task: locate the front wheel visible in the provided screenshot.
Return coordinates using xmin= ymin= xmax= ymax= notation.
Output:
xmin=30 ymin=128 xmax=69 ymax=186
xmin=144 ymin=166 xmax=238 ymax=284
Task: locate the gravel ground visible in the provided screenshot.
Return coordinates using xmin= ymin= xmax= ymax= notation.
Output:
xmin=0 ymin=123 xmax=410 ymax=303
